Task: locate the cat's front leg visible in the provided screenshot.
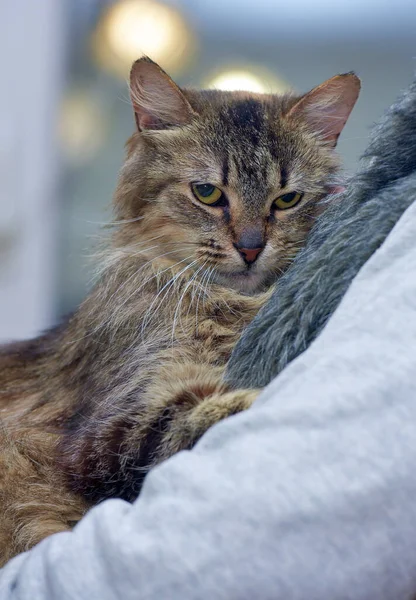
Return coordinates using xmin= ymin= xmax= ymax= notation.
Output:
xmin=60 ymin=367 xmax=260 ymax=503
xmin=143 ymin=367 xmax=260 ymax=461
xmin=171 ymin=387 xmax=259 ymax=451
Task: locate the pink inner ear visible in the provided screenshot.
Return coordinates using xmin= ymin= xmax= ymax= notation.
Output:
xmin=129 ymin=58 xmax=195 ymax=132
xmin=135 ymin=110 xmax=161 ymax=131
xmin=327 ymin=185 xmax=346 ymax=194
xmin=303 ymin=96 xmax=351 ymax=143
xmin=287 ymin=74 xmax=360 ymax=146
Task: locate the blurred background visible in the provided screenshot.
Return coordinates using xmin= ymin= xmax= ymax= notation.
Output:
xmin=0 ymin=0 xmax=415 ymax=343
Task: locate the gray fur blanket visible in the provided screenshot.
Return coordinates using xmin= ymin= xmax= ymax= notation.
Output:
xmin=226 ymin=78 xmax=416 ymax=389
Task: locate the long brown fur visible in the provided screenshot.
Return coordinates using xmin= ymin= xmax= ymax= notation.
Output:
xmin=0 ymin=57 xmax=360 ymax=565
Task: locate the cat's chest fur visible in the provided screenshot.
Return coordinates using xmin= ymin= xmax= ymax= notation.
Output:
xmin=82 ymin=262 xmax=272 ymax=373
xmin=136 ymin=276 xmax=272 ymax=370
xmin=178 ymin=288 xmax=270 ymax=365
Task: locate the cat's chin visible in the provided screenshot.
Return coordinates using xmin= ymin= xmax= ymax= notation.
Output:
xmin=214 ymin=270 xmax=268 ymax=295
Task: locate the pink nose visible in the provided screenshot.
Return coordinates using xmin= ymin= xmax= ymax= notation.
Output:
xmin=237 ymin=247 xmax=263 ymax=264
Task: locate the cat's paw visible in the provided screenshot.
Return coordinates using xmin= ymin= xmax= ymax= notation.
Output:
xmin=183 ymin=388 xmax=260 ymax=449
xmin=193 ymin=388 xmax=259 ymax=423
xmin=144 ymin=380 xmax=260 ymax=462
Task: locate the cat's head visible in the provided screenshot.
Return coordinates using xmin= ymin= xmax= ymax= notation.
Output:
xmin=113 ymin=57 xmax=360 ymax=294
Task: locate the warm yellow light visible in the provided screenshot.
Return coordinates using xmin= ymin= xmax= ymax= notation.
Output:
xmin=207 ymin=67 xmax=289 ymax=94
xmin=59 ymin=91 xmax=106 ymax=165
xmin=93 ymin=0 xmax=195 ymax=78
xmin=209 ymin=71 xmax=266 ymax=93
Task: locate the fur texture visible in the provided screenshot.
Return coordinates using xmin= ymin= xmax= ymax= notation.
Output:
xmin=0 ymin=58 xmax=359 ymax=565
xmin=226 ymin=77 xmax=416 ymax=388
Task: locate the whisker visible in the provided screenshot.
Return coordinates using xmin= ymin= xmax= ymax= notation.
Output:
xmin=171 ymin=260 xmax=207 ymax=341
xmin=108 ymin=250 xmax=195 ymax=332
xmin=140 ymin=258 xmax=200 ymax=338
xmin=65 ymin=250 xmax=194 ymax=346
xmin=195 ymin=266 xmax=213 ymax=326
xmin=202 ymin=268 xmax=216 ymax=312
xmin=118 ymin=237 xmax=200 ymax=252
xmin=73 ymin=216 xmax=146 ymax=226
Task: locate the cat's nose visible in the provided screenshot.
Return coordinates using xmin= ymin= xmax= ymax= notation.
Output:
xmin=234 ymin=228 xmax=265 ymax=265
xmin=234 ymin=227 xmax=264 ymax=265
xmin=236 ymin=247 xmax=263 ymax=264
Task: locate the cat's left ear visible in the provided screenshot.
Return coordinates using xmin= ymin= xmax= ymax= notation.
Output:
xmin=287 ymin=73 xmax=360 ymax=147
xmin=130 ymin=56 xmax=196 ymax=131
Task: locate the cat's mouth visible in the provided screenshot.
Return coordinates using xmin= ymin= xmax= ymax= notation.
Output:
xmin=214 ymin=269 xmax=267 ymax=294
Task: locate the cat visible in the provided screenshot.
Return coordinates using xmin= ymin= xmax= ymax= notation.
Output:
xmin=0 ymin=56 xmax=359 ymax=565
xmin=226 ymin=77 xmax=416 ymax=389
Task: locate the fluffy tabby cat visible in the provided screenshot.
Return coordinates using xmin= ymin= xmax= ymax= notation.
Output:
xmin=0 ymin=57 xmax=360 ymax=564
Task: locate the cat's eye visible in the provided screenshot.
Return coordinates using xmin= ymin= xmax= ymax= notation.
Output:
xmin=191 ymin=183 xmax=224 ymax=206
xmin=273 ymin=192 xmax=304 ymax=210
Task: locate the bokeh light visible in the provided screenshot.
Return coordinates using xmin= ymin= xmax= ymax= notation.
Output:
xmin=59 ymin=90 xmax=107 ymax=166
xmin=92 ymin=0 xmax=195 ymax=78
xmin=206 ymin=66 xmax=289 ymax=94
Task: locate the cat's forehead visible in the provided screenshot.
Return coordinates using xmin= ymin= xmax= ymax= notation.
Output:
xmin=195 ymin=91 xmax=288 ymax=149
xmin=216 ymin=98 xmax=279 ymax=175
xmin=184 ymin=91 xmax=302 ymax=194
xmin=218 ymin=97 xmax=268 ymax=139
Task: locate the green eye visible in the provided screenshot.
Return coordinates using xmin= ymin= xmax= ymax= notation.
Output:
xmin=273 ymin=192 xmax=304 ymax=210
xmin=191 ymin=183 xmax=223 ymax=205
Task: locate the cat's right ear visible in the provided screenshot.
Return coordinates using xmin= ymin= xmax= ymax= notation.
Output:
xmin=287 ymin=73 xmax=360 ymax=147
xmin=130 ymin=57 xmax=195 ymax=131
